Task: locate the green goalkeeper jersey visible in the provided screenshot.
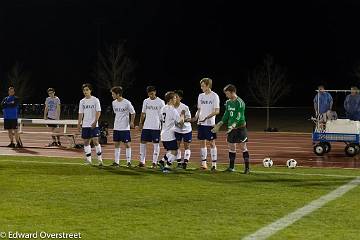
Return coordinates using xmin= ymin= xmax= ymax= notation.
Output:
xmin=221 ymin=96 xmax=246 ymax=128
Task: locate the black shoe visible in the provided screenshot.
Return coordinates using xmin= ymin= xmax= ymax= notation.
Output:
xmin=7 ymin=143 xmax=15 ymax=148
xmin=182 ymin=163 xmax=187 ymax=170
xmin=211 ymin=166 xmax=217 ymax=172
xmin=16 ymin=142 xmax=23 ymax=148
xmin=126 ymin=162 xmax=132 ymax=168
xmin=151 ymin=163 xmax=157 ymax=169
xmin=47 ymin=142 xmax=57 ymax=147
xmin=138 ymin=162 xmax=145 ymax=168
xmin=57 ymin=142 xmax=61 ymax=146
xmin=243 ymin=168 xmax=250 ymax=174
xmin=110 ymin=162 xmax=119 ymax=167
xmin=157 ymin=160 xmax=165 ymax=170
xmin=177 ymin=163 xmax=183 ymax=169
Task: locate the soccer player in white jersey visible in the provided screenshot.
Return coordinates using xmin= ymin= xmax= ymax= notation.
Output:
xmin=77 ymin=83 xmax=103 ymax=166
xmin=43 ymin=88 xmax=61 ymax=146
xmin=110 ymin=86 xmax=136 ymax=167
xmin=158 ymin=91 xmax=185 ymax=172
xmin=192 ymin=78 xmax=220 ymax=171
xmin=138 ymin=86 xmax=165 ymax=168
xmin=174 ymin=90 xmax=192 ymax=169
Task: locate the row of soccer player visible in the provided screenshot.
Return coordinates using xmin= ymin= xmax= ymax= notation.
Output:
xmin=1 ymin=78 xmax=250 ymax=173
xmin=76 ymin=78 xmax=250 ymax=173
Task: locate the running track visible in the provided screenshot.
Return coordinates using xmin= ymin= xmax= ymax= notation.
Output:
xmin=1 ymin=127 xmax=360 ymax=168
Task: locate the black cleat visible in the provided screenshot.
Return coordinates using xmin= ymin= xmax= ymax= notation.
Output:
xmin=16 ymin=142 xmax=23 ymax=148
xmin=110 ymin=162 xmax=119 ymax=167
xmin=151 ymin=163 xmax=157 ymax=169
xmin=126 ymin=162 xmax=132 ymax=168
xmin=138 ymin=162 xmax=145 ymax=168
xmin=243 ymin=168 xmax=250 ymax=174
xmin=177 ymin=163 xmax=183 ymax=169
xmin=47 ymin=142 xmax=58 ymax=147
xmin=211 ymin=166 xmax=217 ymax=172
xmin=157 ymin=160 xmax=165 ymax=170
xmin=7 ymin=143 xmax=15 ymax=148
xmin=57 ymin=142 xmax=61 ymax=146
xmin=182 ymin=163 xmax=187 ymax=170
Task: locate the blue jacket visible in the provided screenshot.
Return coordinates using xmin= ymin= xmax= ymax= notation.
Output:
xmin=1 ymin=96 xmax=19 ymax=119
xmin=344 ymin=94 xmax=360 ymax=120
xmin=313 ymin=92 xmax=333 ymax=114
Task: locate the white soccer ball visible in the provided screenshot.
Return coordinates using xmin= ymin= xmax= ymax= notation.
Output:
xmin=286 ymin=159 xmax=297 ymax=168
xmin=263 ymin=157 xmax=273 ymax=168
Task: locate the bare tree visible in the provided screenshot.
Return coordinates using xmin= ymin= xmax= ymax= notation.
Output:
xmin=248 ymin=54 xmax=290 ymax=130
xmin=94 ymin=41 xmax=136 ymax=92
xmin=7 ymin=62 xmax=33 ymax=102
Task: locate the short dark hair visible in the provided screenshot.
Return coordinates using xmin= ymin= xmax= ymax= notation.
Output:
xmin=8 ymin=86 xmax=15 ymax=91
xmin=174 ymin=89 xmax=184 ymax=99
xmin=165 ymin=91 xmax=176 ymax=103
xmin=223 ymin=84 xmax=237 ymax=93
xmin=146 ymin=86 xmax=156 ymax=93
xmin=47 ymin=88 xmax=55 ymax=93
xmin=82 ymin=83 xmax=93 ymax=91
xmin=111 ymin=86 xmax=123 ymax=96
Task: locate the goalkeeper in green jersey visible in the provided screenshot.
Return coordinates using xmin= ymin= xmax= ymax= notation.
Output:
xmin=211 ymin=84 xmax=250 ymax=174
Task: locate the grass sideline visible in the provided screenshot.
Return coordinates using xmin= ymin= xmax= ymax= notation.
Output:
xmin=0 ymin=155 xmax=359 ymax=240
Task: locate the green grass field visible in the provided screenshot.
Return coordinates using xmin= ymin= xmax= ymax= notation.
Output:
xmin=0 ymin=155 xmax=359 ymax=240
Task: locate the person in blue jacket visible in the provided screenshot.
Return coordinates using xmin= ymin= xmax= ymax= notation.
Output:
xmin=1 ymin=86 xmax=22 ymax=148
xmin=313 ymin=85 xmax=333 ymax=116
xmin=344 ymin=86 xmax=360 ymax=121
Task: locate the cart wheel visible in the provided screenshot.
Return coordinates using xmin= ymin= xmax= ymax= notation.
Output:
xmin=345 ymin=144 xmax=357 ymax=157
xmin=314 ymin=144 xmax=325 ymax=156
xmin=322 ymin=142 xmax=331 ymax=153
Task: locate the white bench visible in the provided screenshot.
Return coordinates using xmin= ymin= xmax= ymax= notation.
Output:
xmin=0 ymin=118 xmax=80 ymax=147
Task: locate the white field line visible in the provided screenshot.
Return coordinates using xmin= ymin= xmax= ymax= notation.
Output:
xmin=243 ymin=177 xmax=360 ymax=240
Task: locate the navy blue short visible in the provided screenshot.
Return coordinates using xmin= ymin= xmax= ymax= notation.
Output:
xmin=175 ymin=131 xmax=192 ymax=143
xmin=162 ymin=140 xmax=178 ymax=151
xmin=113 ymin=130 xmax=131 ymax=143
xmin=141 ymin=129 xmax=160 ymax=143
xmin=197 ymin=125 xmax=217 ymax=141
xmin=82 ymin=127 xmax=100 ymax=139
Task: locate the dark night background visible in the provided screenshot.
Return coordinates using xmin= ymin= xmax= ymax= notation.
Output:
xmin=1 ymin=0 xmax=360 ymax=109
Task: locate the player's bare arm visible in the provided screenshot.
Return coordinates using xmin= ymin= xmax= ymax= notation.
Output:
xmin=130 ymin=113 xmax=135 ymax=129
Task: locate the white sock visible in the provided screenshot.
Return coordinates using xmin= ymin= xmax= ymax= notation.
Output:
xmin=176 ymin=149 xmax=182 ymax=160
xmin=114 ymin=148 xmax=120 ymax=164
xmin=140 ymin=143 xmax=146 ymax=164
xmin=95 ymin=144 xmax=103 ymax=162
xmin=243 ymin=143 xmax=248 ymax=152
xmin=84 ymin=145 xmax=92 ymax=163
xmin=211 ymin=147 xmax=217 ymax=160
xmin=166 ymin=152 xmax=176 ymax=165
xmin=201 ymin=148 xmax=207 ymax=165
xmin=153 ymin=143 xmax=160 ymax=164
xmin=126 ymin=148 xmax=131 ymax=163
xmin=184 ymin=149 xmax=191 ymax=161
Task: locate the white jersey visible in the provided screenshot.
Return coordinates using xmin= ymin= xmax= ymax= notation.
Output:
xmin=160 ymin=105 xmax=181 ymax=142
xmin=174 ymin=102 xmax=192 ymax=134
xmin=78 ymin=96 xmax=101 ymax=128
xmin=112 ymin=98 xmax=135 ymax=131
xmin=197 ymin=91 xmax=220 ymax=126
xmin=142 ymin=97 xmax=165 ymax=130
xmin=45 ymin=96 xmax=61 ymax=119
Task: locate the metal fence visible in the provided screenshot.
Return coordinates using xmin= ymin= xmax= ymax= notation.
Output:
xmin=0 ymin=104 xmax=318 ymax=132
